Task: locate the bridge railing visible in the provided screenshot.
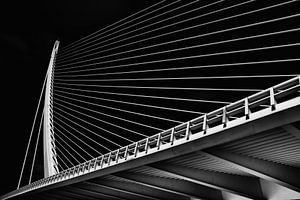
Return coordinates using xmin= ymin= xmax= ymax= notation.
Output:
xmin=20 ymin=75 xmax=300 ymax=194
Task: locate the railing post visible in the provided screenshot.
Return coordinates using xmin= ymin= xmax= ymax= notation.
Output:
xmin=185 ymin=122 xmax=191 ymax=140
xmin=202 ymin=114 xmax=208 ymax=134
xmin=100 ymin=156 xmax=105 ymax=168
xmin=245 ymin=98 xmax=250 ymax=119
xmin=107 ymin=152 xmax=112 ymax=166
xmin=222 ymin=107 xmax=228 ymax=127
xmin=157 ymin=134 xmax=162 ymax=150
xmin=145 ymin=138 xmax=149 ymax=153
xmin=115 ymin=149 xmax=120 ymax=163
xmin=124 ymin=146 xmax=129 ymax=160
xmin=88 ymin=160 xmax=92 ymax=172
xmin=270 ymin=88 xmax=276 ymax=111
xmin=93 ymin=158 xmax=98 ymax=169
xmin=134 ymin=142 xmax=139 ymax=157
xmin=170 ymin=128 xmax=175 ymax=145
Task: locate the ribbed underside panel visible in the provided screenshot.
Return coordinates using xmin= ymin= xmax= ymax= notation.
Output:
xmin=219 ymin=127 xmax=300 ymax=167
xmin=162 ymin=151 xmax=252 ymax=176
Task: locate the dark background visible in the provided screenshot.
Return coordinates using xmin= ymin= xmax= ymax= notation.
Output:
xmin=1 ymin=0 xmax=299 ymax=197
xmin=0 ymin=0 xmax=153 ymax=196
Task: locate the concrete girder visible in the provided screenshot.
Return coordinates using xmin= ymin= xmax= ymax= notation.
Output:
xmin=283 ymin=124 xmax=300 ymax=140
xmin=85 ymin=180 xmax=160 ymax=200
xmin=75 ymin=181 xmax=142 ymax=200
xmin=46 ymin=190 xmax=90 ymax=200
xmin=91 ymin=175 xmax=177 ymax=200
xmin=115 ymin=170 xmax=223 ymax=200
xmin=55 ymin=188 xmax=103 ymax=200
xmin=65 ymin=185 xmax=125 ymax=200
xmin=108 ymin=174 xmax=189 ymax=200
xmin=149 ymin=163 xmax=265 ymax=200
xmin=204 ymin=149 xmax=300 ymax=193
xmin=41 ymin=192 xmax=76 ymax=200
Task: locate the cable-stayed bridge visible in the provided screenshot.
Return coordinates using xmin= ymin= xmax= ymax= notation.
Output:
xmin=1 ymin=1 xmax=300 ymax=199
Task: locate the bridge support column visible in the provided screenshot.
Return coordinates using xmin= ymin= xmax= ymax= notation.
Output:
xmin=43 ymin=40 xmax=60 ymax=177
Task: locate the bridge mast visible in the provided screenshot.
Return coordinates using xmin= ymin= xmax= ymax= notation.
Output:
xmin=43 ymin=40 xmax=60 ymax=177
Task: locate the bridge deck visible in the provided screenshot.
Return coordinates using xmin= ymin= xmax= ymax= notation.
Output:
xmin=2 ymin=76 xmax=300 ymax=200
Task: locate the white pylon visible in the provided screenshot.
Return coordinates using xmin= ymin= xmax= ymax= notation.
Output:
xmin=43 ymin=40 xmax=60 ymax=177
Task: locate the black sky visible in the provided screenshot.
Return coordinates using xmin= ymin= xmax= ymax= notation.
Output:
xmin=0 ymin=0 xmax=153 ymax=196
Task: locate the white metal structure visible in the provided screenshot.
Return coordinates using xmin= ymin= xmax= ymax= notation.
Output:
xmin=43 ymin=41 xmax=60 ymax=177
